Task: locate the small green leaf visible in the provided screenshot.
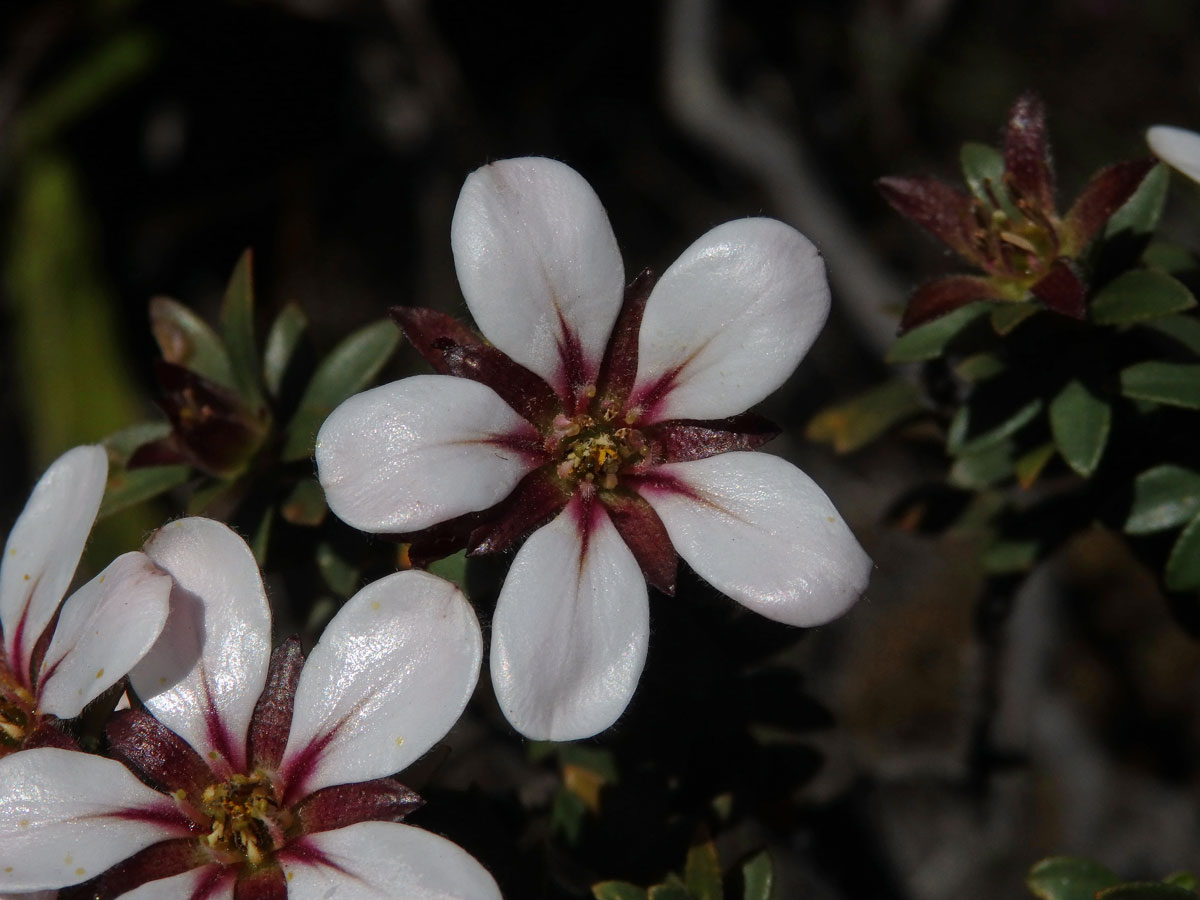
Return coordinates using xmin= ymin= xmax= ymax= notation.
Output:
xmin=1027 ymin=857 xmax=1122 ymax=900
xmin=1120 ymin=361 xmax=1200 ymax=409
xmin=102 ymin=421 xmax=172 ymax=460
xmin=219 ymin=249 xmax=265 ymax=410
xmin=741 ymin=852 xmax=772 ymax=900
xmin=1141 ymin=242 xmax=1198 ymax=276
xmin=1091 ymin=270 xmax=1196 ymax=326
xmin=1141 ymin=315 xmax=1200 ymax=356
xmin=648 ymin=883 xmax=693 ymax=900
xmin=262 ymin=303 xmax=309 ymax=398
xmin=550 ymin=786 xmax=587 ymax=844
xmin=991 ymin=302 xmax=1039 ymax=335
xmin=684 ymin=842 xmax=723 ymax=900
xmin=1105 ymin=163 xmax=1169 ymax=239
xmin=1166 ymin=512 xmax=1200 ymax=592
xmin=805 ymin=380 xmax=926 ymax=452
xmin=282 ymin=319 xmax=401 ymax=462
xmin=1124 ymin=465 xmax=1200 ymax=534
xmin=98 ymin=464 xmax=190 ymax=519
xmin=316 ymin=541 xmax=360 ymax=598
xmin=1163 ymin=873 xmax=1198 ymax=891
xmin=1098 ymin=884 xmax=1200 ymax=899
xmin=592 ymin=883 xmax=650 ymax=900
xmin=1015 ymin=442 xmax=1056 ymax=489
xmin=954 ymin=353 xmax=1005 ymax=382
xmin=250 ymin=508 xmax=272 ymax=566
xmin=149 ymin=296 xmax=237 ymax=389
xmin=1049 ymin=380 xmax=1111 ymax=476
xmin=949 ymin=441 xmax=1015 ymax=489
xmin=961 ymin=142 xmax=1017 ymax=217
xmin=427 ymin=550 xmax=468 ymax=591
xmin=279 ymin=478 xmax=328 ymax=527
xmin=886 ymin=302 xmax=991 ymax=363
xmin=948 ymin=398 xmax=1043 ymax=456
xmin=983 ymin=539 xmax=1039 ymax=574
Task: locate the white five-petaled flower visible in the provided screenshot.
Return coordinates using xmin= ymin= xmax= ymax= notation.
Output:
xmin=1147 ymin=124 xmax=1200 ymax=185
xmin=0 ymin=517 xmax=501 ymax=900
xmin=0 ymin=444 xmax=172 ymax=758
xmin=316 ymin=156 xmax=873 ymax=742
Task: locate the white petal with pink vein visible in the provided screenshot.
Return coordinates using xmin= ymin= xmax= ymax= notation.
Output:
xmin=1148 ymin=125 xmax=1200 ymax=185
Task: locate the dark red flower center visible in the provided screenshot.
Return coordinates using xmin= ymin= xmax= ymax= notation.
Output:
xmin=550 ymin=410 xmax=648 ymax=490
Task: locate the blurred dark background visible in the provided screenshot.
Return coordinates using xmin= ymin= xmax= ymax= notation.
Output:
xmin=2 ymin=1 xmax=1199 ymax=897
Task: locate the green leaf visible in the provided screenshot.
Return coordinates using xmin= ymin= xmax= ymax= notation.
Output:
xmin=1166 ymin=512 xmax=1200 ymax=592
xmin=262 ymin=303 xmax=309 ymax=398
xmin=316 ymin=541 xmax=360 ymax=598
xmin=1105 ymin=162 xmax=1169 ymax=239
xmin=886 ymin=302 xmax=991 ymax=363
xmin=1015 ymin=442 xmax=1057 ymax=489
xmin=1049 ymin=380 xmax=1111 ymax=476
xmin=98 ymin=464 xmax=190 ymax=519
xmin=593 ymin=883 xmax=650 ymax=900
xmin=948 ymin=398 xmax=1043 ymax=456
xmin=250 ymin=508 xmax=272 ymax=566
xmin=991 ymin=302 xmax=1039 ymax=335
xmin=1098 ymin=884 xmax=1200 ymax=899
xmin=954 ymin=353 xmax=1005 ymax=382
xmin=1027 ymin=857 xmax=1122 ymax=900
xmin=282 ymin=319 xmax=401 ymax=462
xmin=427 ymin=550 xmax=468 ymax=591
xmin=1141 ymin=315 xmax=1200 ymax=356
xmin=1124 ymin=465 xmax=1200 ymax=534
xmin=1163 ymin=873 xmax=1198 ymax=891
xmin=1141 ymin=242 xmax=1198 ymax=276
xmin=1091 ymin=270 xmax=1196 ymax=326
xmin=149 ymin=296 xmax=237 ymax=389
xmin=550 ymin=786 xmax=587 ymax=844
xmin=648 ymin=883 xmax=693 ymax=900
xmin=961 ymin=142 xmax=1017 ymax=217
xmin=1120 ymin=361 xmax=1200 ymax=409
xmin=741 ymin=852 xmax=773 ymax=900
xmin=684 ymin=842 xmax=723 ymax=900
xmin=805 ymin=380 xmax=926 ymax=452
xmin=279 ymin=478 xmax=328 ymax=527
xmin=102 ymin=421 xmax=172 ymax=461
xmin=949 ymin=441 xmax=1015 ymax=489
xmin=219 ymin=249 xmax=266 ymax=411
xmin=983 ymin=539 xmax=1039 ymax=574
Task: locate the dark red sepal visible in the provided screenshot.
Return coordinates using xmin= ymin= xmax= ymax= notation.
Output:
xmin=234 ymin=865 xmax=288 ymax=900
xmin=1030 ymin=259 xmax=1086 ymax=319
xmin=126 ymin=437 xmax=189 ymax=468
xmin=61 ymin=838 xmax=208 ymax=900
xmin=392 ymin=305 xmax=561 ymax=428
xmin=249 ymin=637 xmax=304 ymax=774
xmin=1061 ymin=157 xmax=1157 ymax=254
xmin=600 ymin=489 xmax=678 ymax=595
xmin=386 ymin=510 xmax=486 ymax=567
xmin=294 ymin=777 xmax=423 ymax=836
xmin=644 ymin=413 xmax=780 ymax=465
xmin=468 ymin=468 xmax=572 ymax=556
xmin=22 ymin=717 xmax=79 ymax=750
xmin=876 ymin=176 xmax=980 ymax=264
xmin=107 ymin=708 xmax=215 ymax=802
xmin=594 ymin=269 xmax=656 ymax=415
xmin=900 ymin=275 xmax=1003 ymax=332
xmin=1003 ymin=93 xmax=1056 ymax=213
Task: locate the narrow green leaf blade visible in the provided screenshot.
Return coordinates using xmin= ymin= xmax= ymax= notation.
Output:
xmin=149 ymin=296 xmax=237 ymax=389
xmin=219 ymin=249 xmax=265 ymax=409
xmin=1049 ymin=380 xmax=1111 ymax=476
xmin=1098 ymin=884 xmax=1200 ymax=900
xmin=593 ymin=883 xmax=650 ymax=900
xmin=1163 ymin=873 xmax=1198 ymax=891
xmin=1124 ymin=465 xmax=1200 ymax=534
xmin=1105 ymin=162 xmax=1169 ymax=239
xmin=98 ymin=465 xmax=190 ymax=519
xmin=1120 ymin=361 xmax=1200 ymax=409
xmin=991 ymin=302 xmax=1039 ymax=335
xmin=684 ymin=842 xmax=723 ymax=900
xmin=263 ymin=302 xmax=309 ymax=398
xmin=1091 ymin=270 xmax=1196 ymax=326
xmin=886 ymin=302 xmax=991 ymax=363
xmin=805 ymin=379 xmax=925 ymax=453
xmin=282 ymin=319 xmax=401 ymax=462
xmin=1027 ymin=856 xmax=1121 ymax=900
xmin=1166 ymin=512 xmax=1200 ymax=592
xmin=741 ymin=851 xmax=773 ymax=900
xmin=280 ymin=478 xmax=328 ymax=527
xmin=648 ymin=884 xmax=693 ymax=900
xmin=1140 ymin=314 xmax=1200 ymax=356
xmin=948 ymin=398 xmax=1043 ymax=456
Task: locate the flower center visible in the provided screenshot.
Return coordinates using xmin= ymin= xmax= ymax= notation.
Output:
xmin=552 ymin=414 xmax=646 ymax=490
xmin=0 ymin=668 xmax=34 ymax=756
xmin=972 ymin=191 xmax=1061 ymax=284
xmin=199 ymin=772 xmax=291 ymax=867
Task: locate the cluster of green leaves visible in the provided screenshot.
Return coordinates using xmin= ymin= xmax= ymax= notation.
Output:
xmin=1028 ymin=857 xmax=1198 ymax=900
xmin=100 ymin=252 xmax=399 ymax=592
xmin=811 ymin=147 xmax=1200 ymax=627
xmin=593 ymin=840 xmax=771 ymax=900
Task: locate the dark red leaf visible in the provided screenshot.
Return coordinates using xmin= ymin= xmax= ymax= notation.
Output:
xmin=594 ymin=269 xmax=656 ymax=415
xmin=294 ymin=777 xmax=423 ymax=835
xmin=389 ymin=306 xmax=485 ymax=375
xmin=600 ymin=489 xmax=677 ymax=595
xmin=1030 ymin=259 xmax=1086 ymax=319
xmin=900 ymin=276 xmax=1004 ymax=332
xmin=1003 ymin=93 xmax=1055 ymax=212
xmin=1061 ymin=157 xmax=1157 ymax=253
xmin=876 ymin=175 xmax=980 ymax=263
xmin=233 ymin=865 xmax=288 ymax=900
xmin=150 ymin=361 xmax=263 ymax=477
xmin=643 ymin=413 xmax=779 ymax=464
xmin=107 ymin=708 xmax=215 ymax=802
xmin=127 ymin=436 xmax=188 ymax=469
xmin=63 ymin=839 xmax=208 ymax=900
xmin=468 ymin=468 xmax=572 ymax=556
xmin=249 ymin=637 xmax=304 ymax=774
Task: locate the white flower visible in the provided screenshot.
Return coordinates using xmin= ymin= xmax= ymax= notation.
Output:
xmin=1147 ymin=124 xmax=1200 ymax=184
xmin=0 ymin=445 xmax=171 ymax=755
xmin=0 ymin=517 xmax=500 ymax=899
xmin=316 ymin=157 xmax=873 ymax=742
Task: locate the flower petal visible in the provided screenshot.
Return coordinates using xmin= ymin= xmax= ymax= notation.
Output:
xmin=279 ymin=570 xmax=482 ymax=801
xmin=131 ymin=518 xmax=272 ymax=776
xmin=0 ymin=748 xmax=189 ymax=893
xmin=37 ymin=552 xmax=172 ymax=719
xmin=630 ymin=218 xmax=829 ymax=423
xmin=316 ymin=374 xmax=542 ymax=533
xmin=636 ymin=452 xmax=871 ymax=627
xmin=490 ymin=498 xmax=649 ymax=740
xmin=451 ymin=157 xmax=625 ymax=400
xmin=1 ymin=445 xmax=106 ymax=689
xmin=1148 ymin=125 xmax=1200 ymax=185
xmin=282 ymin=822 xmax=501 ymax=900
